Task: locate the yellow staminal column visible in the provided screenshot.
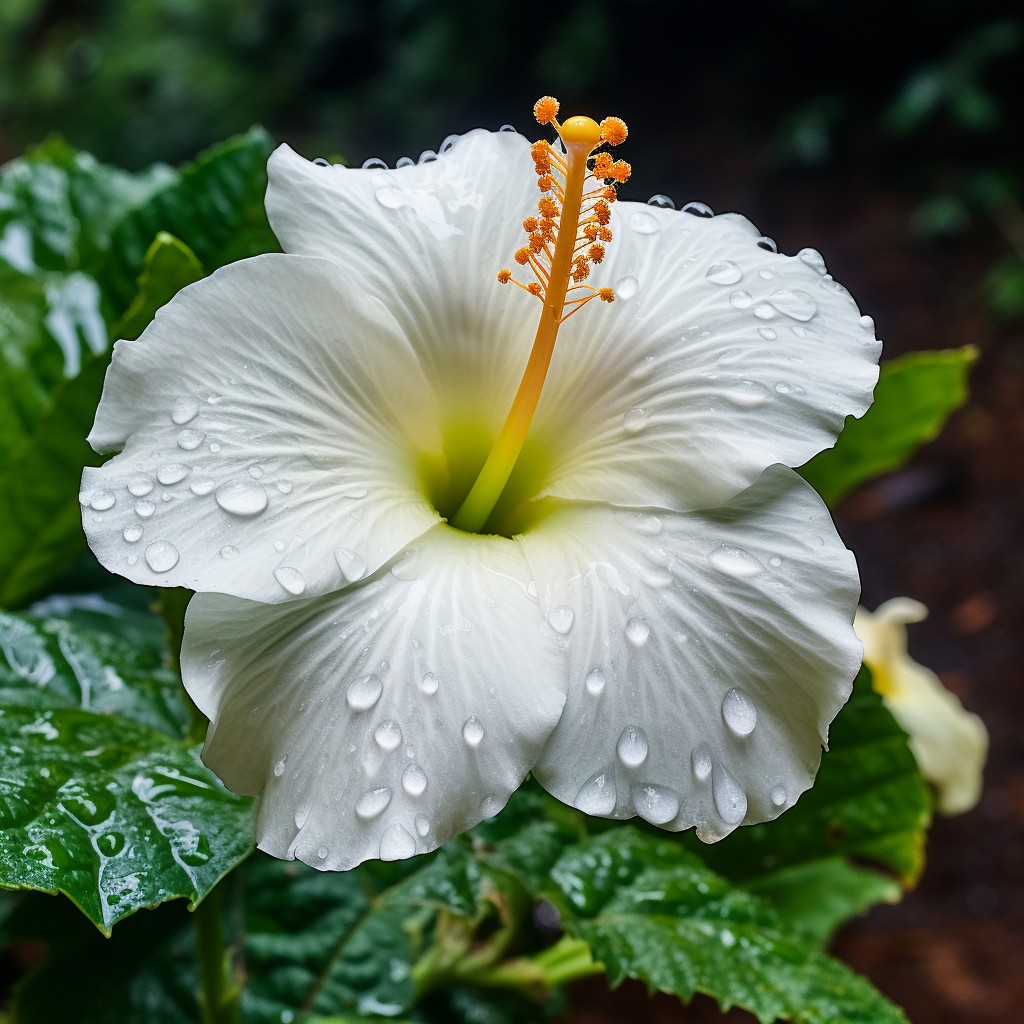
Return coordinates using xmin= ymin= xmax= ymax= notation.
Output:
xmin=450 ymin=99 xmax=628 ymax=533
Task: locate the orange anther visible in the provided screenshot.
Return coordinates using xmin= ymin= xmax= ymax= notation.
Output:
xmin=572 ymin=258 xmax=591 ymax=283
xmin=599 ymin=287 xmax=615 ymax=302
xmin=602 ymin=186 xmax=617 ymax=202
xmin=610 ymin=160 xmax=631 ymax=182
xmin=583 ymin=224 xmax=599 ymax=241
xmin=588 ymin=243 xmax=606 ymax=263
xmin=599 ymin=226 xmax=613 ymax=241
xmin=497 ymin=269 xmax=512 ymax=284
xmin=527 ymin=282 xmax=543 ymax=296
xmin=539 ymin=217 xmax=556 ymax=235
xmin=534 ymin=96 xmax=560 ymax=126
xmin=538 ymin=196 xmax=559 ymax=219
xmin=594 ymin=200 xmax=611 ymax=226
xmin=529 ymin=231 xmax=546 ymax=253
xmin=523 ymin=216 xmax=539 ymax=232
xmin=592 ymin=152 xmax=613 ymax=177
xmin=515 ymin=247 xmax=531 ymax=266
xmin=538 ymin=174 xmax=554 ymax=192
xmin=600 ymin=117 xmax=628 ymax=146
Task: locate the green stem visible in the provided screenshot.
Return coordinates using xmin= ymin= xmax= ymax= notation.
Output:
xmin=194 ymin=886 xmax=240 ymax=1024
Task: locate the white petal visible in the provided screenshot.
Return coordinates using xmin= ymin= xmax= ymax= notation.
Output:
xmin=519 ymin=466 xmax=862 ymax=841
xmin=856 ymin=600 xmax=988 ymax=815
xmin=533 ymin=204 xmax=881 ymax=510
xmin=266 ymin=133 xmax=542 ymax=452
xmin=181 ymin=525 xmax=566 ymax=870
xmin=82 ymin=254 xmax=441 ymax=601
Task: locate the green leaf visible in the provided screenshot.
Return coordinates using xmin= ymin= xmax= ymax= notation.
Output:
xmin=0 ymin=603 xmax=254 ymax=933
xmin=800 ymin=347 xmax=976 ymax=505
xmin=693 ymin=668 xmax=932 ymax=887
xmin=541 ymin=829 xmax=908 ymax=1024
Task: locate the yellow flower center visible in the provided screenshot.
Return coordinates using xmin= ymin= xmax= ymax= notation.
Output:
xmin=449 ymin=97 xmax=630 ymax=534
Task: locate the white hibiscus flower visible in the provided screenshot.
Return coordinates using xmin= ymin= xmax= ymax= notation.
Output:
xmin=81 ymin=98 xmax=880 ymax=870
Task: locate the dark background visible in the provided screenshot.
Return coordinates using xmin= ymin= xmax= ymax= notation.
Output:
xmin=2 ymin=1 xmax=1022 ymax=1020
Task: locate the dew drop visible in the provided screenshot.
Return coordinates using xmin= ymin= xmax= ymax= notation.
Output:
xmin=171 ymin=397 xmax=200 ymax=424
xmin=771 ymin=784 xmax=787 ymax=807
xmin=220 ymin=545 xmax=239 ymax=560
xmin=682 ymin=201 xmax=714 ymax=217
xmin=499 ymin=123 xmax=517 ymax=133
xmin=705 ymin=260 xmax=743 ymax=286
xmin=273 ymin=566 xmax=305 ymax=595
xmin=96 ymin=831 xmax=125 ymax=857
xmin=757 ymin=327 xmax=777 ymax=340
xmin=215 ymin=479 xmax=268 ymax=516
xmin=145 ymin=541 xmax=179 ymax=573
xmin=156 ymin=463 xmax=190 ymax=485
xmin=414 ymin=814 xmax=431 ymax=836
xmin=209 ymin=442 xmax=222 ymax=453
xmin=708 ymin=545 xmax=764 ymax=577
xmin=276 ymin=480 xmax=293 ymax=494
xmin=768 ymin=288 xmax=818 ymax=321
xmin=723 ymin=379 xmax=769 ymax=408
xmin=176 ymin=429 xmax=205 ymax=450
xmin=712 ymin=763 xmax=748 ymax=824
xmin=346 ymin=674 xmax=383 ymax=711
xmin=729 ymin=289 xmax=753 ymax=309
xmin=756 ymin=236 xmax=778 ymax=253
xmin=629 ymin=210 xmax=659 ymax=234
xmin=622 ymin=406 xmax=649 ymax=433
xmin=758 ymin=267 xmax=775 ymax=280
xmin=768 ymin=555 xmax=783 ymax=568
xmin=247 ymin=465 xmax=264 ymax=479
xmin=122 ymin=524 xmax=143 ymax=544
xmin=632 ymin=783 xmax=680 ymax=825
xmin=402 ymin=763 xmax=427 ymax=797
xmin=859 ymin=314 xmax=875 ymax=331
xmin=547 ymin=605 xmax=575 ymax=634
xmin=752 ymin=301 xmax=777 ymax=320
xmin=585 ymin=668 xmax=606 ymax=696
xmin=312 ymin=157 xmax=330 ymax=167
xmin=379 ymin=823 xmax=416 ymax=860
xmin=462 ymin=716 xmax=484 ymax=748
xmin=721 ymin=688 xmax=757 ymax=736
xmin=376 ymin=187 xmax=404 ymax=209
xmin=419 ymin=150 xmax=438 ymax=164
xmin=273 ymin=757 xmax=287 ymax=777
xmin=273 ymin=540 xmax=285 ymax=553
xmin=775 ymin=381 xmax=791 ymax=394
xmin=362 ymin=156 xmax=388 ymax=170
xmin=575 ymin=771 xmax=616 ymax=815
xmin=717 ymin=347 xmax=742 ymax=365
xmin=317 ymin=845 xmax=329 ymax=859
xmin=420 ymin=671 xmax=439 ymax=695
xmin=190 ymin=477 xmax=216 ymax=496
xmin=615 ymin=275 xmax=638 ymax=300
xmin=334 ymin=547 xmax=367 ymax=582
xmin=691 ymin=744 xmax=713 ymax=781
xmin=797 ymin=247 xmax=827 ymax=275
xmin=395 ymin=155 xmax=415 ymax=168
xmin=616 ymin=725 xmax=649 ymax=767
xmin=127 ymin=476 xmax=154 ymax=497
xmin=374 ymin=719 xmax=403 ymax=752
xmin=356 ymin=786 xmax=392 ymax=820
xmin=625 ymin=616 xmax=650 ymax=646
xmin=90 ymin=490 xmax=115 ymax=511
xmin=647 ymin=194 xmax=675 ymax=209
xmin=294 ymin=804 xmax=310 ymax=829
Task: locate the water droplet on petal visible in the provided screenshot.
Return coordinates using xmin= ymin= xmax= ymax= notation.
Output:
xmin=90 ymin=490 xmax=115 ymax=511
xmin=312 ymin=157 xmax=330 ymax=167
xmin=709 ymin=545 xmax=764 ymax=577
xmin=274 ymin=757 xmax=287 ymax=777
xmin=722 ymin=688 xmax=757 ymax=736
xmin=362 ymin=156 xmax=388 ymax=170
xmin=859 ymin=314 xmax=875 ymax=330
xmin=625 ymin=617 xmax=650 ymax=646
xmin=629 ymin=210 xmax=659 ymax=234
xmin=334 ymin=547 xmax=367 ymax=582
xmin=209 ymin=442 xmax=222 ymax=453
xmin=768 ymin=289 xmax=818 ymax=321
xmin=276 ymin=480 xmax=293 ymax=494
xmin=216 ymin=480 xmax=268 ymax=516
xmin=273 ymin=566 xmax=305 ymax=595
xmin=692 ymin=744 xmax=713 ymax=781
xmin=294 ymin=803 xmax=310 ymax=829
xmin=705 ymin=260 xmax=743 ymax=285
xmin=176 ymin=429 xmax=205 ymax=450
xmin=374 ymin=719 xmax=403 ymax=752
xmin=758 ymin=327 xmax=777 ymax=340
xmin=420 ymin=671 xmax=439 ymax=695
xmin=712 ymin=763 xmax=747 ymax=824
xmin=585 ymin=668 xmax=606 ymax=696
xmin=402 ymin=764 xmax=427 ymax=797
xmin=729 ymin=289 xmax=753 ymax=309
xmin=156 ymin=463 xmax=190 ymax=485
xmin=615 ymin=275 xmax=638 ymax=300
xmin=499 ymin=123 xmax=517 ymax=133
xmin=127 ymin=476 xmax=154 ymax=497
xmin=756 ymin=236 xmax=777 ymax=253
xmin=190 ymin=477 xmax=216 ymax=496
xmin=414 ymin=814 xmax=430 ymax=836
xmin=134 ymin=500 xmax=155 ymax=518
xmin=379 ymin=823 xmax=416 ymax=860
xmin=395 ymin=155 xmax=414 ymax=168
xmin=616 ymin=725 xmax=649 ymax=767
xmin=247 ymin=465 xmax=264 ymax=479
xmin=317 ymin=845 xmax=329 ymax=859
xmin=356 ymin=786 xmax=392 ymax=819
xmin=376 ymin=187 xmax=404 ymax=209
xmin=768 ymin=555 xmax=783 ymax=567
xmin=771 ymin=784 xmax=787 ymax=807
xmin=462 ymin=716 xmax=484 ymax=748
xmin=632 ymin=783 xmax=679 ymax=825
xmin=145 ymin=541 xmax=179 ymax=573
xmin=220 ymin=545 xmax=239 ymax=559
xmin=347 ymin=674 xmax=383 ymax=711
xmin=575 ymin=771 xmax=616 ymax=815
xmin=122 ymin=524 xmax=143 ymax=543
xmin=171 ymin=397 xmax=200 ymax=424
xmin=96 ymin=831 xmax=125 ymax=857
xmin=798 ymin=247 xmax=827 ymax=274
xmin=622 ymin=406 xmax=649 ymax=433
xmin=752 ymin=302 xmax=777 ymax=320
xmin=723 ymin=379 xmax=769 ymax=408
xmin=547 ymin=605 xmax=575 ymax=634
xmin=647 ymin=194 xmax=674 ymax=209
xmin=682 ymin=201 xmax=714 ymax=217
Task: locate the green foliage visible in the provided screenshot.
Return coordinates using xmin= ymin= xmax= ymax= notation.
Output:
xmin=800 ymin=347 xmax=976 ymax=505
xmin=0 ymin=600 xmax=254 ymax=934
